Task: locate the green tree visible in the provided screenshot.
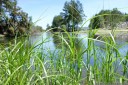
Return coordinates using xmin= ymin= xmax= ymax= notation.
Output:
xmin=125 ymin=15 xmax=128 ymax=21
xmin=0 ymin=0 xmax=32 ymax=36
xmin=61 ymin=0 xmax=85 ymax=31
xmin=46 ymin=24 xmax=51 ymax=31
xmin=61 ymin=25 xmax=67 ymax=32
xmin=52 ymin=15 xmax=64 ymax=27
xmin=89 ymin=8 xmax=124 ymax=29
xmin=0 ymin=0 xmax=18 ymax=34
xmin=89 ymin=14 xmax=101 ymax=29
xmin=110 ymin=8 xmax=124 ymax=28
xmin=125 ymin=14 xmax=128 ymax=28
xmin=52 ymin=15 xmax=64 ymax=31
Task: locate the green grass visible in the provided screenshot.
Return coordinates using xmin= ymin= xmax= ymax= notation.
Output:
xmin=0 ymin=29 xmax=128 ymax=85
xmin=0 ymin=2 xmax=128 ymax=84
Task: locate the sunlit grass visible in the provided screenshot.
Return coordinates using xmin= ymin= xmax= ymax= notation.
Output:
xmin=1 ymin=13 xmax=128 ymax=84
xmin=0 ymin=28 xmax=128 ymax=85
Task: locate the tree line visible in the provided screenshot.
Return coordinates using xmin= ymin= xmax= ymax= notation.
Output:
xmin=1 ymin=0 xmax=128 ymax=36
xmin=47 ymin=0 xmax=85 ymax=32
xmin=89 ymin=8 xmax=128 ymax=29
xmin=47 ymin=0 xmax=128 ymax=32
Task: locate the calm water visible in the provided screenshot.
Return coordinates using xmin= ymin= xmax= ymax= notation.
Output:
xmin=1 ymin=32 xmax=128 ymax=56
xmin=28 ymin=32 xmax=128 ymax=56
xmin=1 ymin=32 xmax=128 ymax=78
xmin=29 ymin=32 xmax=128 ymax=72
xmin=1 ymin=32 xmax=128 ymax=57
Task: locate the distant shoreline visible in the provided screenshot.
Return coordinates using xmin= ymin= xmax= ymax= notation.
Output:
xmin=73 ymin=29 xmax=128 ymax=36
xmin=93 ymin=29 xmax=128 ymax=39
xmin=95 ymin=29 xmax=128 ymax=35
xmin=1 ymin=29 xmax=128 ymax=37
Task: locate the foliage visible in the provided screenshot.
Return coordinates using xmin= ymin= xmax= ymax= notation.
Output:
xmin=61 ymin=0 xmax=85 ymax=31
xmin=0 ymin=0 xmax=32 ymax=36
xmin=51 ymin=0 xmax=85 ymax=32
xmin=46 ymin=24 xmax=51 ymax=31
xmin=30 ymin=25 xmax=44 ymax=34
xmin=110 ymin=8 xmax=124 ymax=28
xmin=61 ymin=24 xmax=67 ymax=31
xmin=0 ymin=30 xmax=128 ymax=84
xmin=89 ymin=8 xmax=125 ymax=29
xmin=52 ymin=15 xmax=64 ymax=32
xmin=89 ymin=14 xmax=101 ymax=29
xmin=124 ymin=14 xmax=128 ymax=28
xmin=125 ymin=14 xmax=128 ymax=22
xmin=52 ymin=15 xmax=64 ymax=28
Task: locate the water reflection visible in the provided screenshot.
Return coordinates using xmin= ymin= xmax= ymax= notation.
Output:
xmin=1 ymin=32 xmax=128 ymax=57
xmin=52 ymin=33 xmax=87 ymax=56
xmin=1 ymin=32 xmax=128 ymax=79
xmin=53 ymin=33 xmax=81 ymax=49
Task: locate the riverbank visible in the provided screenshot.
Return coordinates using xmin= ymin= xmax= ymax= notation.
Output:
xmin=75 ymin=29 xmax=128 ymax=37
xmin=1 ymin=30 xmax=128 ymax=84
xmin=1 ymin=29 xmax=128 ymax=38
xmin=95 ymin=29 xmax=128 ymax=35
xmin=93 ymin=29 xmax=128 ymax=40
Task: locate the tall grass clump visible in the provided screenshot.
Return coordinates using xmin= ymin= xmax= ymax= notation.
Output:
xmin=0 ymin=16 xmax=128 ymax=85
xmin=83 ymin=13 xmax=128 ymax=84
xmin=0 ymin=32 xmax=84 ymax=84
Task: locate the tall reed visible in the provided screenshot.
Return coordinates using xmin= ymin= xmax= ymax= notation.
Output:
xmin=0 ymin=17 xmax=128 ymax=85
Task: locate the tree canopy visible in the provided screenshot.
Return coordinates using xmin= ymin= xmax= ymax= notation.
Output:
xmin=0 ymin=0 xmax=32 ymax=36
xmin=52 ymin=0 xmax=85 ymax=32
xmin=52 ymin=15 xmax=64 ymax=27
xmin=89 ymin=8 xmax=125 ymax=29
xmin=125 ymin=14 xmax=128 ymax=22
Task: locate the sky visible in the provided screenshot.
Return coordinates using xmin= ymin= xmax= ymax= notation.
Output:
xmin=18 ymin=0 xmax=128 ymax=29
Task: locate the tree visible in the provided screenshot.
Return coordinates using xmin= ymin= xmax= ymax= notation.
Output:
xmin=89 ymin=8 xmax=124 ymax=29
xmin=89 ymin=14 xmax=101 ymax=29
xmin=0 ymin=0 xmax=18 ymax=34
xmin=61 ymin=0 xmax=85 ymax=31
xmin=52 ymin=15 xmax=64 ymax=31
xmin=89 ymin=10 xmax=112 ymax=29
xmin=125 ymin=14 xmax=128 ymax=27
xmin=0 ymin=0 xmax=32 ymax=36
xmin=30 ymin=25 xmax=43 ymax=34
xmin=110 ymin=8 xmax=124 ymax=28
xmin=46 ymin=24 xmax=51 ymax=31
xmin=125 ymin=15 xmax=128 ymax=21
xmin=52 ymin=15 xmax=64 ymax=27
xmin=61 ymin=25 xmax=67 ymax=32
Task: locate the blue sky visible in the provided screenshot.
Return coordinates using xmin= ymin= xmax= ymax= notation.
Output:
xmin=18 ymin=0 xmax=128 ymax=29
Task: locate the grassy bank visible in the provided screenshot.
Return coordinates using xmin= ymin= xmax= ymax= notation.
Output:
xmin=0 ymin=30 xmax=128 ymax=85
xmin=77 ymin=29 xmax=128 ymax=35
xmin=95 ymin=29 xmax=128 ymax=35
xmin=53 ymin=29 xmax=128 ymax=36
